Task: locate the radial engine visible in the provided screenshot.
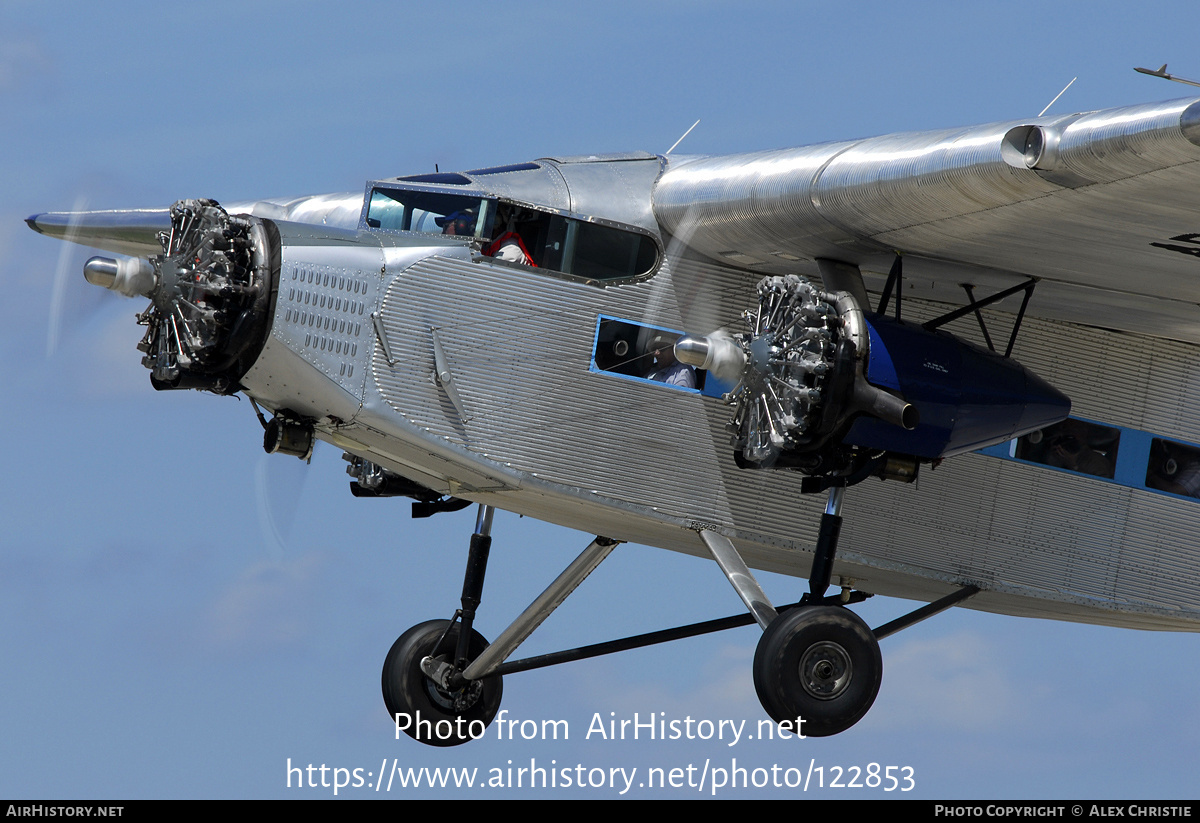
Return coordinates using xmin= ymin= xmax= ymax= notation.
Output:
xmin=675 ymin=274 xmax=1070 ymax=484
xmin=83 ymin=199 xmax=279 ymax=394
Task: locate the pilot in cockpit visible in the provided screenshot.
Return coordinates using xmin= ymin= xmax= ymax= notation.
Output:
xmin=482 ymin=205 xmax=536 ymax=266
xmin=435 ymin=209 xmax=477 ymax=236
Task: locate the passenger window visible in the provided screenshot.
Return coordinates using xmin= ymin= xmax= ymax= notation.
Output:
xmin=592 ymin=318 xmax=707 ymax=392
xmin=1014 ymin=418 xmax=1120 ymax=479
xmin=1146 ymin=438 xmax=1200 ymax=497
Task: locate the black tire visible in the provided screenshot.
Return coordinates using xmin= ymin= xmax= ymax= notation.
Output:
xmin=753 ymin=606 xmax=881 ymax=737
xmin=382 ymin=620 xmax=502 ymax=747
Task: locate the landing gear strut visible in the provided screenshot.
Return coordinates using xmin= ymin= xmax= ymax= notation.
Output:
xmin=383 ymin=505 xmax=504 ymax=746
xmin=381 ymin=500 xmax=978 ymax=746
xmin=383 ymin=504 xmax=621 ymax=746
xmin=707 ymin=485 xmax=882 ymax=736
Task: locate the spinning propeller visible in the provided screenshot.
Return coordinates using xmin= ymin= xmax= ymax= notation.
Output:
xmin=34 ymin=198 xmax=313 ymax=554
xmin=674 ymin=273 xmax=916 ymax=474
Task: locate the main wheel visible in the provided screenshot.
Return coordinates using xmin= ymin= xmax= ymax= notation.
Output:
xmin=382 ymin=620 xmax=503 ymax=747
xmin=753 ymin=606 xmax=881 ymax=737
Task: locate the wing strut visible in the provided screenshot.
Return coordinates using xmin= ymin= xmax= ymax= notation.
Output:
xmin=875 ymin=253 xmax=904 ymax=319
xmin=922 ymin=277 xmax=1038 ymax=358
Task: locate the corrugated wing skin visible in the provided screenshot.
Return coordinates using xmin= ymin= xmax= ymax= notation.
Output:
xmin=655 ymin=97 xmax=1200 ymax=342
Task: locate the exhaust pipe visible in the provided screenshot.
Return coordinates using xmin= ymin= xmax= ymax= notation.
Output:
xmin=852 ymin=378 xmax=919 ymax=430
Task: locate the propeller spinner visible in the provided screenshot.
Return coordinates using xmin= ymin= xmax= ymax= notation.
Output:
xmin=70 ymin=199 xmax=278 ymax=394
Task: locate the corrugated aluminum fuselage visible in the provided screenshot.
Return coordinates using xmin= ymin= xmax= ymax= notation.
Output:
xmin=237 ymin=216 xmax=1200 ymax=636
xmin=25 ymin=97 xmax=1200 ymax=669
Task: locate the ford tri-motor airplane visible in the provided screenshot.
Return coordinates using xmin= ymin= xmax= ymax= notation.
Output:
xmin=27 ymin=94 xmax=1200 ymax=744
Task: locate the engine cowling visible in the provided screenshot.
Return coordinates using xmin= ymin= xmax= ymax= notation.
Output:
xmin=842 ymin=315 xmax=1071 ymax=459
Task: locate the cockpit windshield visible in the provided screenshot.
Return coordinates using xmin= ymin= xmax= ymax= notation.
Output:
xmin=366 ymin=188 xmax=493 ymax=238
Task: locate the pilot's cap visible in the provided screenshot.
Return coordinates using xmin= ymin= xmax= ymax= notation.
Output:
xmin=434 ymin=210 xmax=475 ymax=227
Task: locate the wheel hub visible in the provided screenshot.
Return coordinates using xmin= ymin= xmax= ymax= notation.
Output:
xmin=799 ymin=640 xmax=853 ymax=700
xmin=421 ymin=654 xmax=483 ymax=713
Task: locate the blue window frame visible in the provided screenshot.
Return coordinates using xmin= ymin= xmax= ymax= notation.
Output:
xmin=977 ymin=416 xmax=1200 ymax=502
xmin=589 ymin=315 xmax=735 ymax=398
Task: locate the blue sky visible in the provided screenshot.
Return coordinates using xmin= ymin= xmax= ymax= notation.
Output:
xmin=3 ymin=0 xmax=1198 ymax=799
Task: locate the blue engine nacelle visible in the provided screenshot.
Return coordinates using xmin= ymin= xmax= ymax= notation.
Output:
xmin=844 ymin=315 xmax=1071 ymax=459
xmin=677 ymin=275 xmax=1070 ymax=477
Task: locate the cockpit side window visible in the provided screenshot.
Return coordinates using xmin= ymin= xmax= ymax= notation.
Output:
xmin=366 ymin=188 xmax=493 ymax=239
xmin=491 ymin=203 xmax=660 ymax=283
xmin=363 ymin=185 xmax=661 ymax=284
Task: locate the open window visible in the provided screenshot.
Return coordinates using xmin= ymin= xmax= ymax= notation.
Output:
xmin=492 ymin=206 xmax=662 ymax=283
xmin=528 ymin=212 xmax=659 ymax=281
xmin=590 ymin=317 xmax=738 ymax=397
xmin=365 ymin=188 xmax=494 ymax=238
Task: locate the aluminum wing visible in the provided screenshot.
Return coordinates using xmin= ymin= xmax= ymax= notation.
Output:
xmin=654 ymin=97 xmax=1200 ymax=343
xmin=25 ymin=192 xmax=364 ymax=258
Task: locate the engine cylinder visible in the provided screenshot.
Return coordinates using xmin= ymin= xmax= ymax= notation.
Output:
xmin=137 ymin=200 xmax=279 ymax=393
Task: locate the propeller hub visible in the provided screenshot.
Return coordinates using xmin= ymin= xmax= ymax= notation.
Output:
xmin=688 ymin=274 xmax=915 ymax=471
xmin=674 ymin=333 xmax=747 ymax=382
xmin=83 ymin=255 xmax=157 ymax=297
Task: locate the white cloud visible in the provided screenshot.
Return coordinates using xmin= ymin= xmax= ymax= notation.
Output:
xmin=0 ymin=34 xmax=51 ymax=92
xmin=202 ymin=553 xmax=324 ymax=655
xmin=871 ymin=631 xmax=1015 ymax=732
